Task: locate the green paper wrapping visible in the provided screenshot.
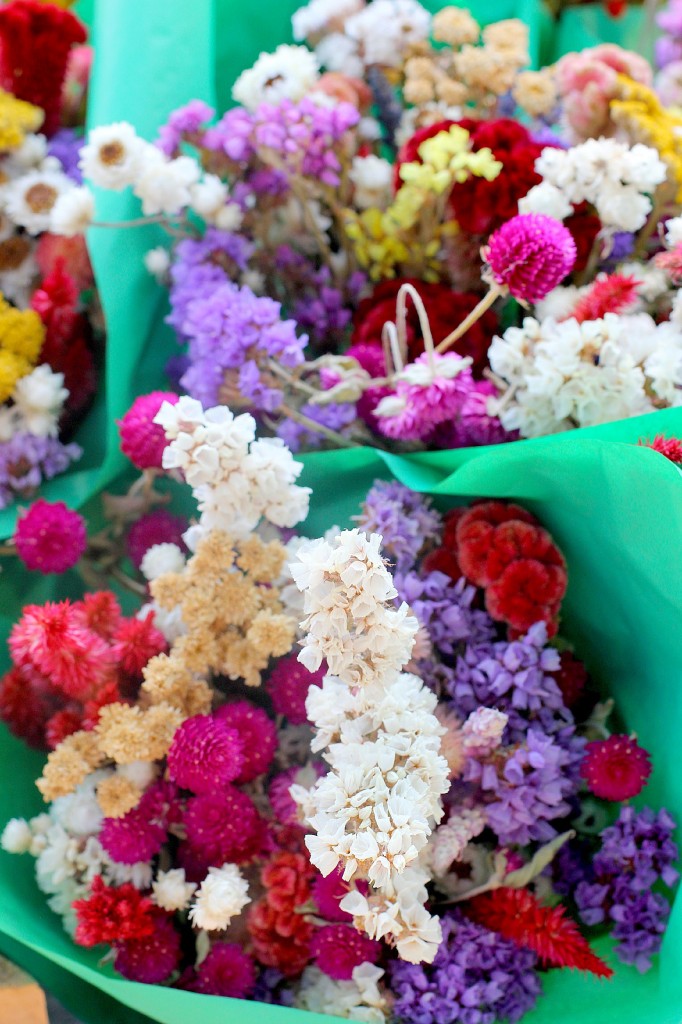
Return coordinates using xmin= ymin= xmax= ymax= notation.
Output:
xmin=550 ymin=4 xmax=655 ymax=64
xmin=1 ymin=431 xmax=681 ymax=1023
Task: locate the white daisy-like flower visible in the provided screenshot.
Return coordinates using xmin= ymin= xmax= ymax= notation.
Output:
xmin=152 ymin=868 xmax=197 ymax=912
xmin=189 ymin=863 xmax=251 ymax=931
xmin=0 ymin=232 xmax=37 ymax=307
xmin=518 ymin=181 xmax=573 ymax=221
xmin=143 ymin=245 xmax=171 ymax=279
xmin=4 ymin=168 xmax=71 ymax=234
xmin=140 ymin=542 xmax=186 ymax=581
xmin=138 ymin=600 xmax=185 ymax=644
xmin=133 ymin=150 xmax=200 ymax=216
xmin=79 ymin=122 xmax=146 ymax=190
xmin=7 ymin=133 xmax=48 ymax=171
xmin=232 ymin=44 xmax=320 ymax=111
xmin=295 ymin=963 xmax=389 ymax=1022
xmin=12 ymin=364 xmax=69 ymax=437
xmin=50 ymin=186 xmax=95 ymax=236
xmin=665 ymin=215 xmax=682 ymax=249
xmin=1 ymin=818 xmax=33 ymax=854
xmin=214 ymin=202 xmax=243 ymax=232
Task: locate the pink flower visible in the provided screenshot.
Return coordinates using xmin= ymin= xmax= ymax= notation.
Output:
xmin=15 ymin=500 xmax=87 ymax=574
xmin=117 ymin=391 xmax=179 ymax=470
xmin=265 ymin=654 xmax=325 ymax=725
xmin=311 ymin=924 xmax=381 ymax=980
xmin=191 ymin=943 xmax=256 ymax=997
xmin=100 ymin=781 xmax=179 ymax=865
xmin=110 ymin=613 xmax=167 ymax=676
xmin=580 ymin=735 xmax=652 ymax=801
xmin=375 ymin=353 xmax=475 ymax=442
xmin=213 ymin=701 xmax=277 ymax=782
xmin=114 ymin=911 xmax=181 ymax=984
xmin=126 ymin=509 xmax=188 ymax=570
xmin=486 ymin=214 xmax=576 ymax=303
xmin=167 ymin=715 xmax=245 ymax=793
xmin=269 ymin=763 xmax=326 ymax=827
xmin=311 ymin=865 xmax=356 ymax=923
xmin=184 ymin=787 xmax=265 ymax=865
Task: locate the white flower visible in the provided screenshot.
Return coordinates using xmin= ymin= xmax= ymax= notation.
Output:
xmin=0 ymin=233 xmax=37 ymax=307
xmin=345 ymin=0 xmax=431 ymax=68
xmin=105 ymin=859 xmax=154 ymax=889
xmin=52 ymin=771 xmax=109 ymax=836
xmin=618 ymin=261 xmax=669 ymax=302
xmin=518 ymin=181 xmax=573 ymax=220
xmin=190 ymin=174 xmax=229 ymax=221
xmin=314 ymin=33 xmax=364 ymax=78
xmin=152 ymin=868 xmax=197 ymax=912
xmin=5 ymin=168 xmax=71 ymax=234
xmin=9 ymin=133 xmax=48 ymax=170
xmin=292 ymin=0 xmax=363 ymax=41
xmin=232 ymin=45 xmax=320 ymax=111
xmin=241 ymin=269 xmax=266 ymax=295
xmin=214 ymin=202 xmax=243 ymax=231
xmin=12 ymin=365 xmax=68 ymax=437
xmin=295 ymin=964 xmax=389 ymax=1022
xmin=534 ymin=285 xmax=583 ymax=322
xmin=1 ymin=818 xmax=33 ymax=854
xmin=117 ymin=761 xmax=157 ymax=789
xmin=349 ymin=155 xmax=393 ymax=210
xmin=189 ymin=863 xmax=250 ymax=931
xmin=133 ymin=150 xmax=200 ymax=216
xmin=665 ymin=215 xmax=682 ymax=249
xmin=50 ymin=186 xmax=94 ymax=236
xmin=79 ymin=122 xmax=146 ymax=190
xmin=140 ymin=542 xmax=186 ymax=581
xmin=429 ymin=809 xmax=487 ymax=876
xmin=143 ymin=246 xmax=170 ymax=279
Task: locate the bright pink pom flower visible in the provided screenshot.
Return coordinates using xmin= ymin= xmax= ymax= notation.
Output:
xmin=15 ymin=500 xmax=87 ymax=574
xmin=100 ymin=809 xmax=166 ymax=865
xmin=266 ymin=654 xmax=325 ymax=725
xmin=114 ymin=911 xmax=182 ymax=984
xmin=126 ymin=509 xmax=188 ymax=569
xmin=639 ymin=435 xmax=682 ymax=464
xmin=214 ymin=701 xmax=277 ymax=782
xmin=117 ymin=391 xmax=178 ymax=470
xmin=486 ymin=214 xmax=577 ymax=303
xmin=167 ymin=714 xmax=245 ymax=793
xmin=192 ymin=942 xmax=256 ymax=997
xmin=580 ymin=734 xmax=652 ymax=801
xmin=312 ymin=865 xmax=357 ymax=923
xmin=311 ymin=924 xmax=381 ymax=980
xmin=184 ymin=787 xmax=265 ymax=865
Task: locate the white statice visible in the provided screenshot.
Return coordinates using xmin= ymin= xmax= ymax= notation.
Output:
xmin=140 ymin=542 xmax=187 ymax=582
xmin=138 ymin=599 xmax=185 ymax=644
xmin=534 ymin=138 xmax=667 ymax=232
xmin=152 ymin=868 xmax=197 ymax=912
xmin=488 ymin=313 xmax=682 ymax=438
xmin=349 ymin=155 xmax=393 ymax=210
xmin=518 ymin=180 xmax=573 ymax=220
xmin=671 ymin=290 xmax=682 ymax=328
xmin=4 ymin=168 xmax=72 ymax=234
xmin=190 ymin=173 xmax=229 ymax=221
xmin=292 ymin=0 xmax=364 ymax=42
xmin=214 ymin=202 xmax=243 ymax=232
xmin=79 ymin=122 xmax=146 ymax=190
xmin=50 ymin=186 xmax=95 ymax=236
xmin=232 ymin=45 xmax=320 ymax=110
xmin=133 ymin=150 xmax=200 ymax=216
xmin=345 ymin=0 xmax=431 ymax=69
xmin=189 ymin=864 xmax=250 ymax=931
xmin=155 ymin=396 xmax=310 ymax=544
xmin=533 ymin=284 xmax=584 ymax=322
xmin=295 ymin=963 xmax=389 ymax=1023
xmin=144 ymin=246 xmax=170 ymax=280
xmin=1 ymin=818 xmax=33 ymax=854
xmin=12 ymin=365 xmax=68 ymax=437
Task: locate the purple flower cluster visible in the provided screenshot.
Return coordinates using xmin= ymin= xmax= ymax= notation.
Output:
xmin=167 ymin=229 xmax=253 ymax=333
xmin=47 ymin=129 xmax=83 ymax=183
xmin=0 ymin=434 xmax=81 ymax=509
xmin=575 ymin=807 xmax=679 ymax=972
xmin=292 ymin=266 xmax=366 ymax=349
xmin=390 ymin=912 xmax=541 ymax=1024
xmin=157 ymin=99 xmax=215 ymax=157
xmin=276 ymin=401 xmax=356 ymax=452
xmin=397 ymin=571 xmax=495 ymax=653
xmin=656 ymin=0 xmax=682 ymax=68
xmin=357 ymin=479 xmax=442 ymax=572
xmin=180 ymin=282 xmax=307 ymax=411
xmin=205 ymin=98 xmax=360 ymax=186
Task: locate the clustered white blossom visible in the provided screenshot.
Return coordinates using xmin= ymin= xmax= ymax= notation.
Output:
xmin=188 ymin=863 xmax=250 ymax=931
xmin=294 ymin=962 xmax=389 ymax=1023
xmin=290 ymin=530 xmax=450 ymax=963
xmin=154 ymin=396 xmax=311 ymax=547
xmin=232 ymin=44 xmax=321 ymax=110
xmin=0 ymin=365 xmax=69 ymax=442
xmin=140 ymin=542 xmax=187 ymax=582
xmin=489 ymin=313 xmax=682 ymax=437
xmin=520 ymin=138 xmax=667 ymax=232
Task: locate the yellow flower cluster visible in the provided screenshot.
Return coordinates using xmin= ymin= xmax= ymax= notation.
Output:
xmin=611 ymin=75 xmax=682 ymax=201
xmin=0 ymin=90 xmax=43 ymax=152
xmin=0 ymin=294 xmax=45 ymax=403
xmin=344 ymin=127 xmax=501 ymax=281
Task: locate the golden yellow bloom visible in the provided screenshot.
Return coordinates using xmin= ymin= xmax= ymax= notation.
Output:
xmin=141 ymin=653 xmax=213 ymax=716
xmin=0 ymin=90 xmax=43 ymax=152
xmin=611 ymin=76 xmax=682 ymax=201
xmin=97 ymin=775 xmax=143 ymax=818
xmin=96 ymin=702 xmax=183 ymax=764
xmin=0 ymin=294 xmax=45 ymax=400
xmin=482 ymin=20 xmax=529 ymax=60
xmin=345 ymin=208 xmax=410 ymax=281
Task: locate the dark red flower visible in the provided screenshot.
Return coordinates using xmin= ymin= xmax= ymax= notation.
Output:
xmin=73 ymin=876 xmax=155 ymax=948
xmin=113 ymin=910 xmax=182 ymax=985
xmin=110 ymin=613 xmax=168 ymax=676
xmin=421 ymin=546 xmax=462 ymax=580
xmin=0 ymin=665 xmax=51 ymax=748
xmin=248 ymin=849 xmax=316 ymax=977
xmin=455 ymin=501 xmax=538 ymax=587
xmin=551 ymin=650 xmax=588 ymax=708
xmin=564 ymin=206 xmax=602 ymax=274
xmin=45 ymin=707 xmax=82 ymax=749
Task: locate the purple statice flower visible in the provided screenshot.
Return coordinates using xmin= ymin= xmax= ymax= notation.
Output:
xmin=275 ymin=401 xmax=355 ymax=452
xmin=429 ymin=380 xmax=515 ymax=449
xmin=390 ymin=911 xmax=541 ymax=1024
xmin=292 ymin=267 xmax=366 ymax=349
xmin=252 ymin=98 xmax=359 ymax=186
xmin=657 ymin=0 xmax=682 ymax=38
xmin=396 ymin=571 xmax=496 ymax=653
xmin=356 ymin=479 xmax=442 ymax=572
xmin=656 ymin=34 xmax=682 ymax=69
xmin=157 ymin=99 xmax=215 ymax=156
xmin=608 ymin=231 xmax=635 ymax=262
xmin=0 ymin=434 xmax=81 ymax=509
xmin=47 ymin=129 xmax=83 ymax=183
xmin=531 ymin=125 xmax=570 ymax=149
xmin=180 ymin=282 xmax=307 ymax=410
xmin=447 ymin=623 xmax=576 ymax=745
xmin=609 ymin=890 xmax=673 ymax=973
xmin=595 ymin=807 xmax=679 ymax=892
xmin=204 ymin=106 xmax=256 ymax=162
xmin=552 ymin=837 xmax=596 ymax=900
xmin=164 ymin=353 xmax=190 ymax=391
xmin=466 ymin=727 xmax=578 ymax=845
xmin=167 ymin=229 xmax=253 ymax=333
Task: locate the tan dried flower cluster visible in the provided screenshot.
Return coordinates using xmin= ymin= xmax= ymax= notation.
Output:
xmin=37 ymin=732 xmax=104 ymax=802
xmin=513 ymin=69 xmax=558 ymax=118
xmin=96 ymin=774 xmax=143 ymax=819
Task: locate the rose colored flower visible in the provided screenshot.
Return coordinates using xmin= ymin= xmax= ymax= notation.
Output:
xmin=311 ymin=865 xmax=357 ymax=923
xmin=184 ymin=788 xmax=265 ymax=865
xmin=167 ymin=715 xmax=245 ymax=793
xmin=266 ymin=654 xmax=325 ymax=725
xmin=114 ymin=911 xmax=181 ymax=984
xmin=316 ymin=72 xmax=372 ymax=109
xmin=110 ymin=613 xmax=168 ymax=676
xmin=35 ymin=234 xmax=94 ymax=293
xmin=45 ymin=707 xmax=82 ymax=749
xmin=213 ymin=701 xmax=277 ymax=782
xmin=117 ymin=391 xmax=179 ymax=470
xmin=74 ymin=591 xmax=122 ymax=640
xmin=311 ymin=924 xmax=381 ymax=980
xmin=551 ymin=650 xmax=588 ymax=708
xmin=567 ymin=272 xmax=639 ymax=323
xmin=486 ymin=214 xmax=577 ymax=303
xmin=565 ymin=206 xmax=602 ymax=275
xmin=455 ymin=502 xmax=538 ymax=587
xmin=100 ymin=806 xmax=166 ymax=866
xmin=73 ymin=876 xmax=155 ymax=948
xmin=126 ymin=509 xmax=188 ymax=570
xmin=192 ymin=943 xmax=256 ymax=998
xmin=14 ymin=499 xmax=87 ymax=574
xmin=581 ymin=735 xmax=652 ymax=801
xmin=639 ymin=435 xmax=682 ymax=464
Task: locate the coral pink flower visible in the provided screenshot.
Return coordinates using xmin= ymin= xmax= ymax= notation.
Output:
xmin=580 ymin=735 xmax=652 ymax=801
xmin=639 ymin=435 xmax=682 ymax=464
xmin=110 ymin=614 xmax=168 ymax=676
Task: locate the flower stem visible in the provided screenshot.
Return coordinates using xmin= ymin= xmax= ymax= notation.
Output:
xmin=91 ymin=214 xmax=170 ymax=229
xmin=435 ymin=285 xmax=504 ymax=354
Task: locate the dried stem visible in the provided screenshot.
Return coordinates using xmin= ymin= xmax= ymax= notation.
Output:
xmin=436 ymin=285 xmax=504 ymax=354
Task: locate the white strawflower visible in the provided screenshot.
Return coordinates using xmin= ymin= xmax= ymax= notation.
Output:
xmin=518 ymin=181 xmax=573 ymax=220
xmin=133 ymin=150 xmax=200 ymax=216
xmin=79 ymin=122 xmax=146 ymax=190
xmin=292 ymin=0 xmax=363 ymax=41
xmin=190 ymin=174 xmax=229 ymax=220
xmin=50 ymin=186 xmax=95 ymax=236
xmin=143 ymin=246 xmax=170 ymax=279
xmin=152 ymin=868 xmax=197 ymax=912
xmin=665 ymin=215 xmax=682 ymax=249
xmin=5 ymin=168 xmax=71 ymax=234
xmin=52 ymin=771 xmax=109 ymax=837
xmin=140 ymin=542 xmax=187 ymax=581
xmin=138 ymin=600 xmax=185 ymax=644
xmin=117 ymin=761 xmax=157 ymax=789
xmin=314 ymin=33 xmax=364 ymax=78
xmin=345 ymin=0 xmax=431 ymax=68
xmin=0 ymin=232 xmax=36 ymax=307
xmin=349 ymin=155 xmax=393 ymax=210
xmin=189 ymin=864 xmax=250 ymax=931
xmin=1 ymin=818 xmax=33 ymax=854
xmin=232 ymin=45 xmax=320 ymax=111
xmin=618 ymin=261 xmax=669 ymax=302
xmin=12 ymin=365 xmax=68 ymax=437
xmin=9 ymin=133 xmax=48 ymax=170
xmin=241 ymin=269 xmax=266 ymax=294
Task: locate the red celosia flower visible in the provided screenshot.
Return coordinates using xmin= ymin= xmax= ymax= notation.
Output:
xmin=184 ymin=787 xmax=265 ymax=865
xmin=213 ymin=700 xmax=277 ymax=782
xmin=73 ymin=876 xmax=155 ymax=948
xmin=30 ymin=261 xmax=79 ymax=349
xmin=167 ymin=714 xmax=244 ymax=793
xmin=14 ymin=499 xmax=87 ymax=574
xmin=74 ymin=591 xmax=122 ymax=640
xmin=118 ymin=391 xmax=179 ymax=470
xmin=35 ymin=233 xmax=94 ymax=293
xmin=485 ymin=558 xmax=565 ymax=636
xmin=262 ymin=850 xmax=315 ymax=910
xmin=568 ymin=272 xmax=640 ymax=323
xmin=564 ymin=206 xmax=602 ymax=274
xmin=248 ymin=849 xmax=316 ymax=977
xmin=265 ymin=655 xmax=325 ymax=726
xmin=639 ymin=435 xmax=682 ymax=464
xmin=311 ymin=924 xmax=381 ymax=980
xmin=421 ymin=546 xmax=462 ymax=580
xmin=81 ymin=679 xmax=124 ymax=730
xmin=191 ymin=942 xmax=256 ymax=998
xmin=110 ymin=613 xmax=168 ymax=676
xmin=0 ymin=0 xmax=87 ymax=136
xmin=455 ymin=502 xmax=538 ymax=587
xmin=466 ymin=887 xmax=614 ymax=978
xmin=113 ymin=910 xmax=181 ymax=985
xmin=580 ymin=734 xmax=652 ymax=801
xmin=126 ymin=509 xmax=188 ymax=570
xmin=551 ymin=650 xmax=588 ymax=708
xmin=0 ymin=665 xmax=51 ymax=748
xmin=45 ymin=707 xmax=82 ymax=749
xmin=486 ymin=214 xmax=577 ymax=303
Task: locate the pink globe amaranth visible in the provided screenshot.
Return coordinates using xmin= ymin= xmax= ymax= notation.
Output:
xmin=117 ymin=391 xmax=179 ymax=470
xmin=486 ymin=213 xmax=577 ymax=303
xmin=184 ymin=787 xmax=265 ymax=865
xmin=114 ymin=911 xmax=181 ymax=984
xmin=580 ymin=734 xmax=652 ymax=801
xmin=15 ymin=499 xmax=87 ymax=574
xmin=192 ymin=942 xmax=256 ymax=998
xmin=311 ymin=923 xmax=381 ymax=980
xmin=167 ymin=714 xmax=245 ymax=793
xmin=265 ymin=654 xmax=325 ymax=725
xmin=126 ymin=508 xmax=188 ymax=570
xmin=214 ymin=700 xmax=277 ymax=782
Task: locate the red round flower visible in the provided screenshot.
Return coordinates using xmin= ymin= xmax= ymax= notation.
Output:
xmin=455 ymin=502 xmax=538 ymax=587
xmin=580 ymin=734 xmax=652 ymax=801
xmin=74 ymin=591 xmax=122 ymax=640
xmin=117 ymin=391 xmax=179 ymax=470
xmin=213 ymin=700 xmax=277 ymax=782
xmin=114 ymin=911 xmax=181 ymax=984
xmin=73 ymin=876 xmax=155 ymax=948
xmin=15 ymin=499 xmax=87 ymax=574
xmin=485 ymin=557 xmax=565 ymax=636
xmin=45 ymin=707 xmax=82 ymax=748
xmin=248 ymin=849 xmax=316 ymax=977
xmin=0 ymin=665 xmax=51 ymax=748
xmin=551 ymin=650 xmax=588 ymax=708
xmin=311 ymin=923 xmax=381 ymax=980
xmin=639 ymin=435 xmax=682 ymax=464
